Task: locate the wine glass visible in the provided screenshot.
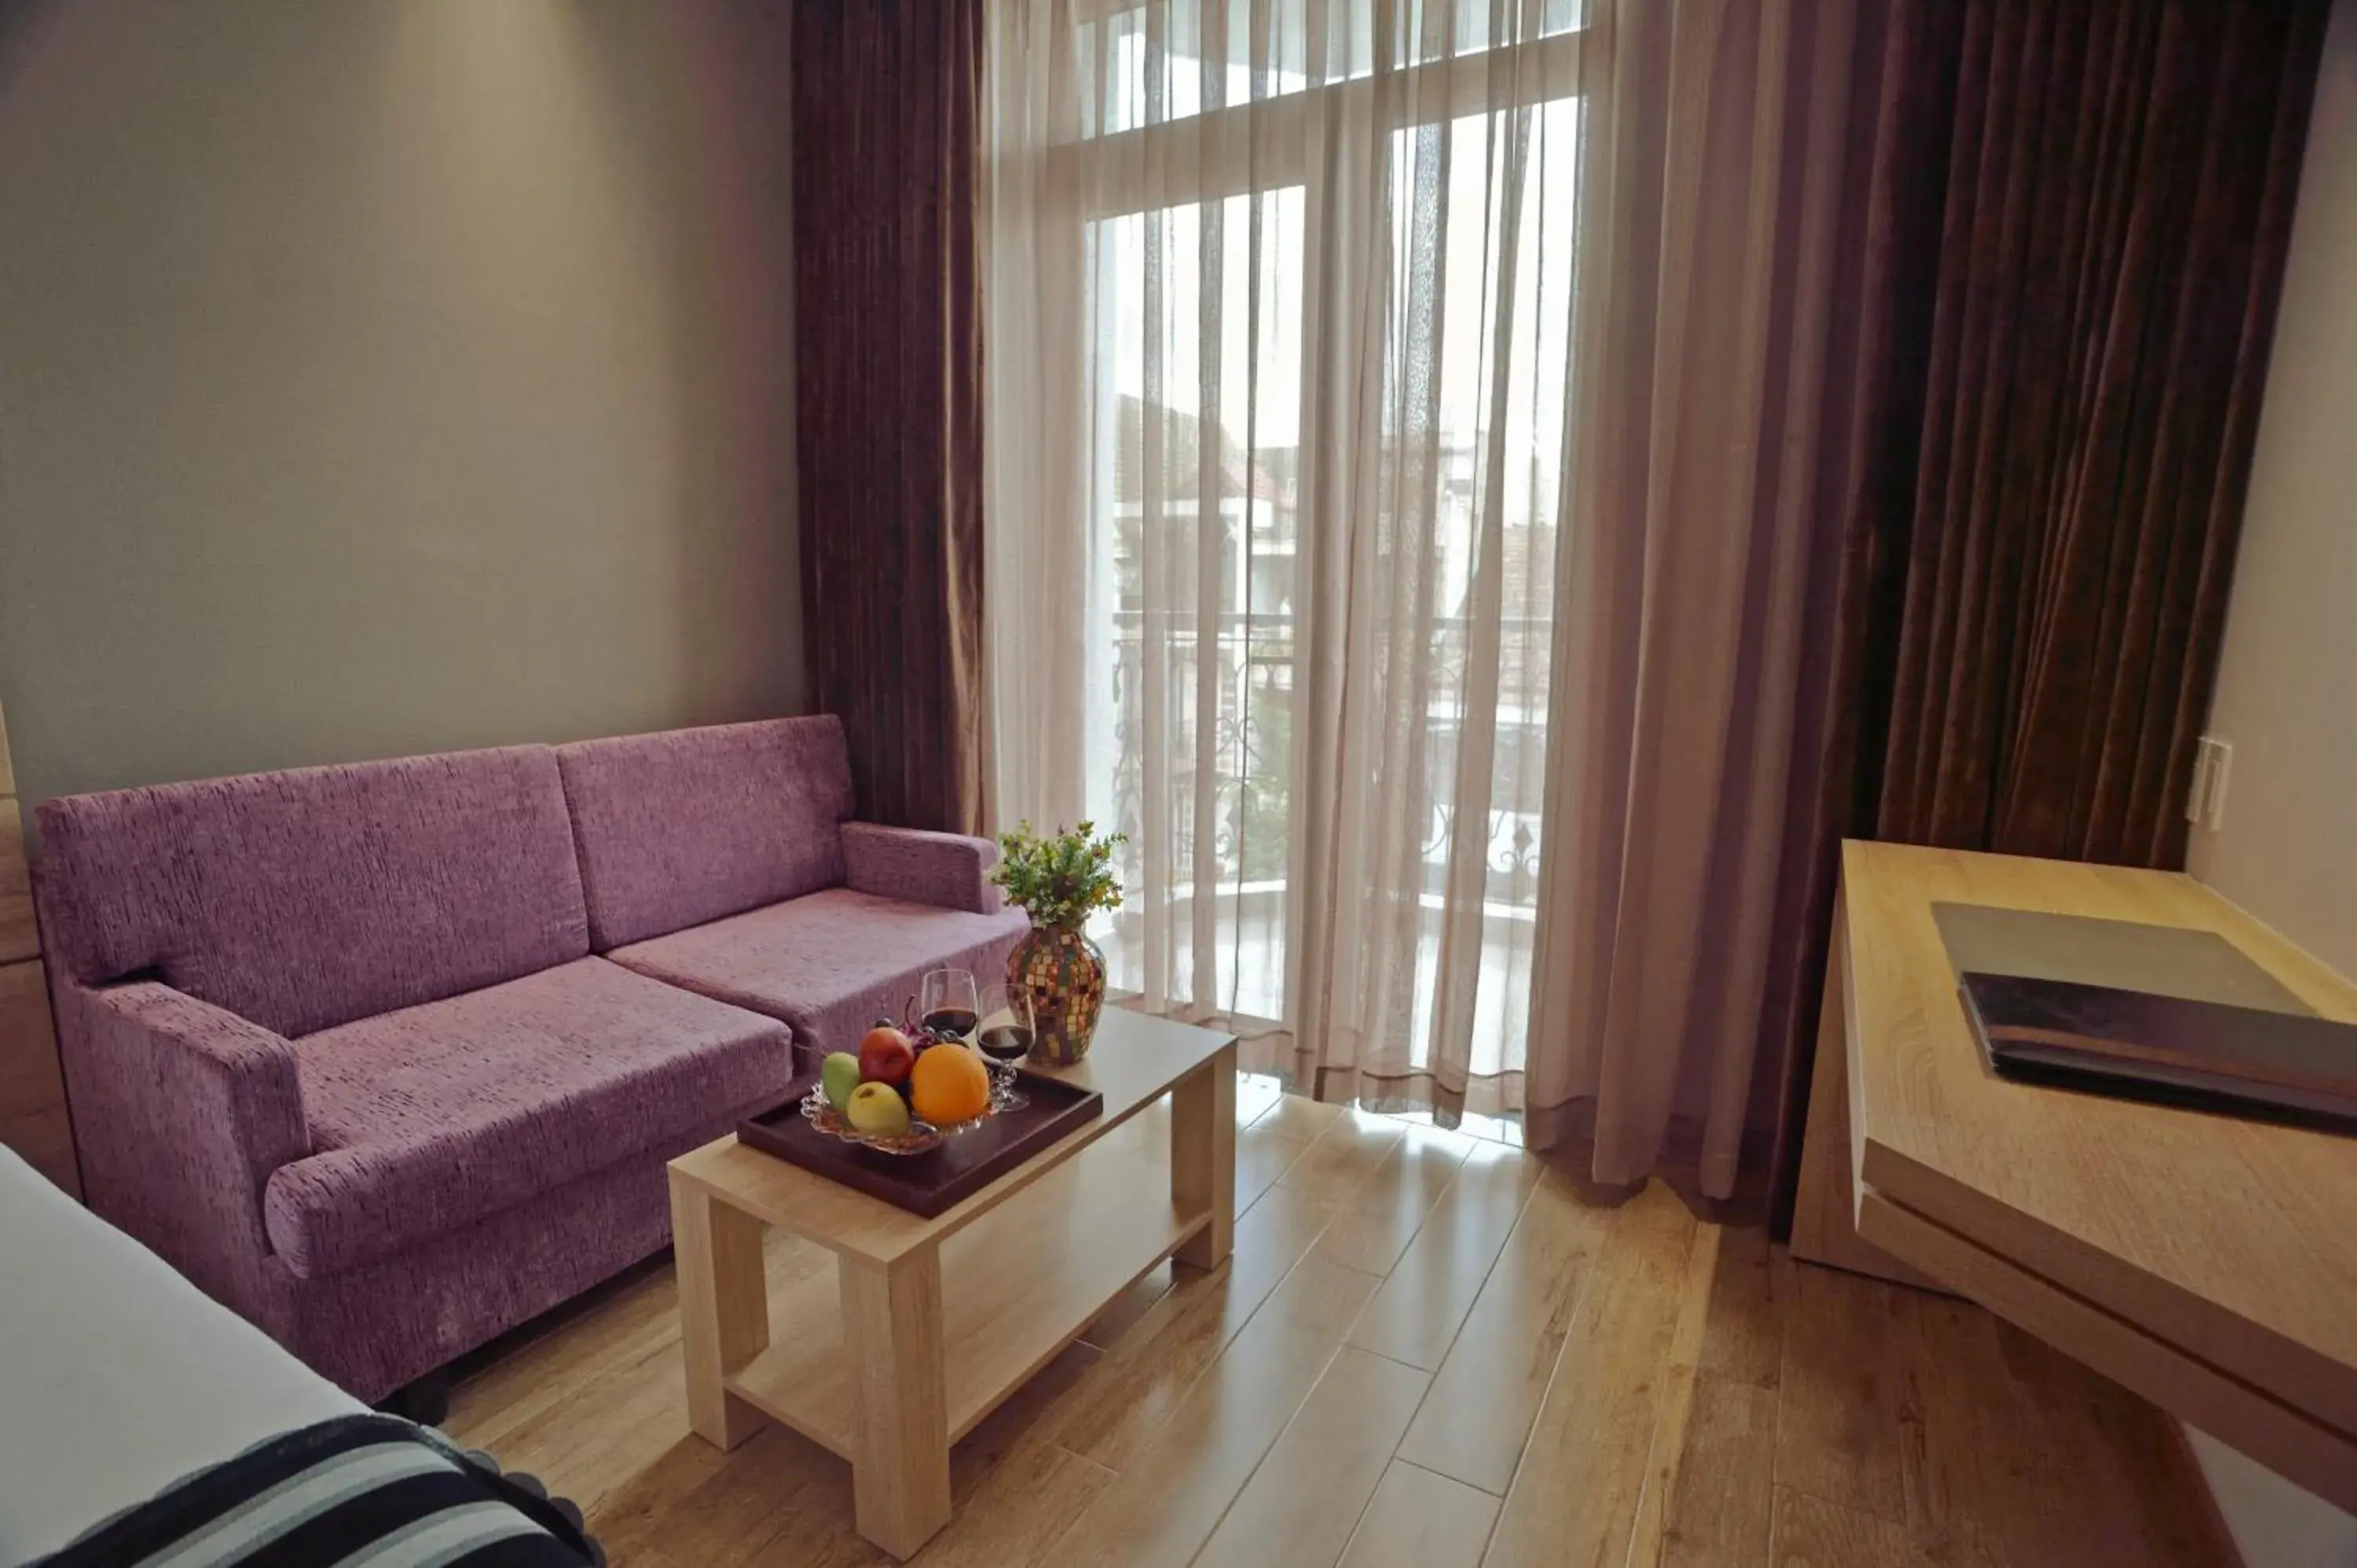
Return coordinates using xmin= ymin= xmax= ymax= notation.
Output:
xmin=975 ymin=984 xmax=1034 ymax=1108
xmin=918 ymin=968 xmax=980 ymax=1042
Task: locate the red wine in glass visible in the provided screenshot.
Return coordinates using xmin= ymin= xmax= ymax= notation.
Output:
xmin=976 ymin=986 xmax=1034 ymax=1110
xmin=977 ymin=1023 xmax=1033 ymax=1064
xmin=918 ymin=969 xmax=979 ymax=1041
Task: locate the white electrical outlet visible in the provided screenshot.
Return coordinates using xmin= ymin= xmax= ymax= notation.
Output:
xmin=2187 ymin=735 xmax=2234 ymax=830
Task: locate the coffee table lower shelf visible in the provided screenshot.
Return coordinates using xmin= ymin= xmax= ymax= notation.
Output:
xmin=720 ymin=1135 xmax=1208 ymax=1459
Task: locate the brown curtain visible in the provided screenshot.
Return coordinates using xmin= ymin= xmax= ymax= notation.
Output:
xmin=791 ymin=0 xmax=986 ymax=834
xmin=1762 ymin=0 xmax=2328 ymax=1229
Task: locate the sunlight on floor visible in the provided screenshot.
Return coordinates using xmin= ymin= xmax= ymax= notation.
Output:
xmin=1233 ymin=1070 xmax=1525 ymax=1147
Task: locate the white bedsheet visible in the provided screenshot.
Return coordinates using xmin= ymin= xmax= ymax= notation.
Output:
xmin=0 ymin=1145 xmax=361 ymax=1566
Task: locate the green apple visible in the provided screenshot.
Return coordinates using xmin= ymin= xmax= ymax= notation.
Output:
xmin=820 ymin=1051 xmax=863 ymax=1113
xmin=846 ymin=1080 xmax=913 ymax=1138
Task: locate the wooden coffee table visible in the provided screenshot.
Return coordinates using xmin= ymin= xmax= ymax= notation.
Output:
xmin=666 ymin=1010 xmax=1238 ymax=1559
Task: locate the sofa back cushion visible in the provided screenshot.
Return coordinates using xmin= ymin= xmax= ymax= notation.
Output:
xmin=36 ymin=746 xmax=591 ymax=1039
xmin=556 ymin=716 xmax=856 ymax=949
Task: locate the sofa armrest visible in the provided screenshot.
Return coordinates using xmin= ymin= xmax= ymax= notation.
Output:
xmin=841 ymin=822 xmax=1003 ymax=914
xmin=52 ymin=980 xmax=310 ymax=1309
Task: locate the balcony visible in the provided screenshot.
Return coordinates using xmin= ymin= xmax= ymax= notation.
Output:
xmin=1094 ymin=606 xmax=1551 ymax=1047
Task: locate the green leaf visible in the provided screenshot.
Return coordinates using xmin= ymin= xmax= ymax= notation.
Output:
xmin=986 ymin=818 xmax=1127 ymax=927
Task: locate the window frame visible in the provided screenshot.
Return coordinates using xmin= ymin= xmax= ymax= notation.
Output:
xmin=1055 ymin=17 xmax=1588 ymax=221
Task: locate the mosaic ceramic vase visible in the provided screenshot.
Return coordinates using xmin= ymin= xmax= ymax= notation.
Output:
xmin=1008 ymin=921 xmax=1106 ymax=1066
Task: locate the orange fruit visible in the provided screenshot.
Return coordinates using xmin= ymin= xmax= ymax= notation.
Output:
xmin=910 ymin=1042 xmax=992 ymax=1126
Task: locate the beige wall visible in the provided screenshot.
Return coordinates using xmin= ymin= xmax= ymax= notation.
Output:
xmin=2187 ymin=0 xmax=2357 ymax=1560
xmin=2191 ymin=0 xmax=2357 ymax=978
xmin=0 ymin=1 xmax=803 ymax=820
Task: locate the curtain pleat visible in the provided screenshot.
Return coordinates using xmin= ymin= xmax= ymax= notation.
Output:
xmin=1521 ymin=0 xmax=1865 ymax=1200
xmin=1763 ymin=0 xmax=2327 ymax=1230
xmin=793 ymin=0 xmax=986 ymax=834
xmin=1873 ymin=0 xmax=2326 ymax=866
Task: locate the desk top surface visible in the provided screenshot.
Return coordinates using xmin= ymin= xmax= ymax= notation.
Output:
xmin=1842 ymin=840 xmax=2357 ymax=1437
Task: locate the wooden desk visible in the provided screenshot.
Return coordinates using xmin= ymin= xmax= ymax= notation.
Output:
xmin=1791 ymin=841 xmax=2357 ymax=1509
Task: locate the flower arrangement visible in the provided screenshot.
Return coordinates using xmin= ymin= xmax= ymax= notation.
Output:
xmin=988 ymin=820 xmax=1127 ymax=930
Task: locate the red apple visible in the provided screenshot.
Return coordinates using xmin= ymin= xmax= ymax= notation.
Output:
xmin=859 ymin=1024 xmax=915 ymax=1086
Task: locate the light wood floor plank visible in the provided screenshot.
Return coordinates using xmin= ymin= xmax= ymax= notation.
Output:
xmin=1776 ymin=1261 xmax=1914 ymax=1522
xmin=1254 ymin=1093 xmax=1346 ymax=1141
xmin=444 ymin=1265 xmax=679 ymax=1449
xmin=613 ymin=1423 xmax=854 ymax=1567
xmin=1047 ymin=1179 xmax=1343 ymax=1471
xmin=1770 ymin=1487 xmax=1930 ymax=1568
xmin=1652 ymin=1370 xmax=1780 ymax=1568
xmin=578 ymin=1433 xmax=746 ymax=1566
xmin=1691 ymin=1225 xmax=1786 ymax=1390
xmin=447 ymin=1230 xmax=829 ymax=1460
xmin=2073 ymin=1369 xmax=2234 ymax=1567
xmin=1348 ymin=1141 xmax=1539 ymax=1372
xmin=1310 ymin=1121 xmax=1476 ymax=1277
xmin=1635 ymin=1226 xmax=1716 ymax=1567
xmin=1395 ymin=1165 xmax=1616 ymax=1493
xmin=1237 ymin=1072 xmax=1286 ymax=1127
xmin=951 ymin=1339 xmax=1103 ymax=1486
xmin=1277 ymin=1108 xmax=1409 ymax=1205
xmin=1194 ymin=1346 xmax=1432 ymax=1568
xmin=912 ymin=1437 xmax=1116 ymax=1568
xmin=1898 ymin=1295 xmax=2046 ymax=1568
xmin=625 ymin=1333 xmax=1102 ymax=1566
xmin=428 ymin=1094 xmax=2228 ymax=1568
xmin=1049 ymin=1257 xmax=1383 ymax=1568
xmin=1481 ymin=1181 xmax=1697 ymax=1568
xmin=1629 ymin=1357 xmax=1701 ymax=1568
xmin=1992 ymin=1321 xmax=2221 ymax=1568
xmin=1237 ymin=1122 xmax=1314 ymax=1215
xmin=618 ymin=1545 xmax=698 ymax=1568
xmin=1336 ymin=1460 xmax=1501 ymax=1568
xmin=1081 ymin=1260 xmax=1177 ymax=1350
xmin=466 ymin=1324 xmax=701 ymax=1521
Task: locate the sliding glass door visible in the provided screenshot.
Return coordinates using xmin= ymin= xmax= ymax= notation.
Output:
xmin=997 ymin=0 xmax=1588 ymax=1108
xmin=1087 ymin=188 xmax=1306 ymax=1023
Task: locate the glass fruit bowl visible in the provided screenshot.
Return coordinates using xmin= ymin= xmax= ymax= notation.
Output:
xmin=797 ymin=1076 xmax=1025 ymax=1157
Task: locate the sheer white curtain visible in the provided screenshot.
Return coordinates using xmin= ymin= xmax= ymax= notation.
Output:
xmin=1521 ymin=0 xmax=1861 ymax=1198
xmin=985 ymin=0 xmax=1586 ymax=1118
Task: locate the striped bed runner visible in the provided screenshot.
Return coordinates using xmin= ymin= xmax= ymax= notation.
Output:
xmin=35 ymin=1416 xmax=603 ymax=1568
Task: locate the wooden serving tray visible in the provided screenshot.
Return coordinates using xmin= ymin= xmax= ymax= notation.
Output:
xmin=735 ymin=1068 xmax=1104 ymax=1218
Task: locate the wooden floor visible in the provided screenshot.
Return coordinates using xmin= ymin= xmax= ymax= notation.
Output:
xmin=443 ymin=1084 xmax=2227 ymax=1568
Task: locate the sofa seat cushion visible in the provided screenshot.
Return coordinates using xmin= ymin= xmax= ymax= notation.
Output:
xmin=610 ymin=889 xmax=1030 ymax=1061
xmin=263 ymin=958 xmax=794 ymax=1280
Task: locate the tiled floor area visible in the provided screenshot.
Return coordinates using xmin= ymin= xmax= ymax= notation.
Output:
xmin=443 ymin=1087 xmax=2225 ymax=1567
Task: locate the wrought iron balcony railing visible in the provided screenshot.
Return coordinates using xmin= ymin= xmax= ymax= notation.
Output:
xmin=1103 ymin=609 xmax=1553 ymax=904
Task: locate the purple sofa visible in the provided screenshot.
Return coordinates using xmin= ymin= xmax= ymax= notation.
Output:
xmin=35 ymin=716 xmax=1025 ymax=1400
